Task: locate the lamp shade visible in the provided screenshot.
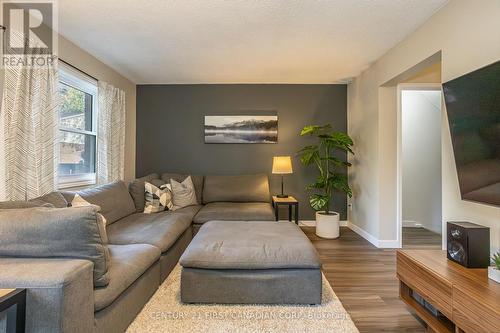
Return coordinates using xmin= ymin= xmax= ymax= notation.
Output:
xmin=272 ymin=156 xmax=293 ymax=174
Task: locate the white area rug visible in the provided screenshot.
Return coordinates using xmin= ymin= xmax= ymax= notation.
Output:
xmin=127 ymin=265 xmax=359 ymax=333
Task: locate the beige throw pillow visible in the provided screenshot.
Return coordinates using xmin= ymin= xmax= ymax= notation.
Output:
xmin=71 ymin=194 xmax=108 ymax=227
xmin=170 ymin=176 xmax=198 ymax=210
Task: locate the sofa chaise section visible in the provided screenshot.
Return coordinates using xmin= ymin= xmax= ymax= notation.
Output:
xmin=128 ymin=173 xmax=276 ymax=229
xmin=193 ymin=174 xmax=275 ymax=228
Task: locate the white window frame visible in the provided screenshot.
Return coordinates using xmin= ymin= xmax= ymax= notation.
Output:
xmin=58 ymin=63 xmax=99 ymax=189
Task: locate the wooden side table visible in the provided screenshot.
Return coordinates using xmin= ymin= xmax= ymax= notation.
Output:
xmin=0 ymin=289 xmax=26 ymax=333
xmin=272 ymin=196 xmax=299 ymax=225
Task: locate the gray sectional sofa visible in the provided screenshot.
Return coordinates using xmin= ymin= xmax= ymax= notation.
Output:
xmin=0 ymin=173 xmax=276 ymax=333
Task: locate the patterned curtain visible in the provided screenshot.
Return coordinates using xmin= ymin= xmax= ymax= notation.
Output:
xmin=0 ymin=60 xmax=59 ymax=200
xmin=97 ymin=81 xmax=126 ymax=185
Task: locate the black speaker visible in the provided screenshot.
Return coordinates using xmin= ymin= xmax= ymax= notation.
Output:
xmin=446 ymin=222 xmax=490 ymax=268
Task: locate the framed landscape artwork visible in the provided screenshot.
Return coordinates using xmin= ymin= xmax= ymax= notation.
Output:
xmin=204 ymin=114 xmax=278 ymax=144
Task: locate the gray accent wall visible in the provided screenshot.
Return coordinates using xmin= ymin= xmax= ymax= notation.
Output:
xmin=136 ymin=84 xmax=348 ymax=220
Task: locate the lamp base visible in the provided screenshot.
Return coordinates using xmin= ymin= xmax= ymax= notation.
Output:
xmin=276 ymin=194 xmax=289 ymax=198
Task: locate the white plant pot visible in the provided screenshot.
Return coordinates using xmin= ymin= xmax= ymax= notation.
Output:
xmin=315 ymin=211 xmax=340 ymax=239
xmin=488 ymin=266 xmax=500 ymax=283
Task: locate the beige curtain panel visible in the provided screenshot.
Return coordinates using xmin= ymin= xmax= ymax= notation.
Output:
xmin=97 ymin=81 xmax=126 ymax=185
xmin=1 ymin=60 xmax=59 ymax=200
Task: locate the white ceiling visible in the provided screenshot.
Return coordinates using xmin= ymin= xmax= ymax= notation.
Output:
xmin=58 ymin=0 xmax=448 ymax=84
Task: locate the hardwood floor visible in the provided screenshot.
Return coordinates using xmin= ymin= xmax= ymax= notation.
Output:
xmin=303 ymin=226 xmax=436 ymax=333
xmin=402 ymin=227 xmax=442 ymax=249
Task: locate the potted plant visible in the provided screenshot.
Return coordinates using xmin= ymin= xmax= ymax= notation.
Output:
xmin=298 ymin=124 xmax=354 ymax=239
xmin=489 ymin=251 xmax=500 ymax=283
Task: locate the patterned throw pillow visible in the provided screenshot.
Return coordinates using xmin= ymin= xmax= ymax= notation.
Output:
xmin=170 ymin=176 xmax=198 ymax=210
xmin=144 ymin=182 xmax=173 ymax=214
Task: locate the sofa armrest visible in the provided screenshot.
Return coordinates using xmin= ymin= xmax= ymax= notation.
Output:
xmin=0 ymin=258 xmax=94 ymax=333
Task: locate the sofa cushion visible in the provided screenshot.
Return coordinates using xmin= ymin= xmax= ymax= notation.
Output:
xmin=94 ymin=244 xmax=160 ymax=311
xmin=107 ymin=205 xmax=202 ymax=253
xmin=193 ymin=202 xmax=275 ymax=224
xmin=30 ymin=191 xmax=69 ymax=208
xmin=0 ymin=206 xmax=110 ymax=287
xmin=180 ymin=221 xmax=321 ymax=270
xmin=161 ymin=173 xmax=203 ymax=204
xmin=128 ymin=173 xmax=160 ymax=212
xmin=0 ymin=200 xmax=53 ymax=209
xmin=62 ymin=181 xmax=136 ymax=225
xmin=202 ymin=174 xmax=270 ymax=203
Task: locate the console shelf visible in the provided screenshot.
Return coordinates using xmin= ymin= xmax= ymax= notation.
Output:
xmin=400 ymin=281 xmax=454 ymax=333
xmin=396 ymin=250 xmax=500 ymax=333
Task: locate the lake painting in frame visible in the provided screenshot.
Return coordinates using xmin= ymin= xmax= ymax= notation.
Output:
xmin=204 ymin=115 xmax=278 ymax=144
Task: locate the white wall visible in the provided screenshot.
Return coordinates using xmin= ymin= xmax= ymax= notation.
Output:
xmin=347 ymin=69 xmax=380 ymax=239
xmin=402 ymin=90 xmax=442 ymax=234
xmin=348 ymin=0 xmax=500 ymax=251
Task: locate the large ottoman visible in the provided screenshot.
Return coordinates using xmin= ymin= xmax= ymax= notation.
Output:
xmin=179 ymin=220 xmax=322 ymax=304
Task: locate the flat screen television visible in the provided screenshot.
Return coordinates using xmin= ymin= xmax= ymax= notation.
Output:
xmin=443 ymin=60 xmax=500 ymax=207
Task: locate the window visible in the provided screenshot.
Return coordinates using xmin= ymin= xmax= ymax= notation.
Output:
xmin=58 ymin=63 xmax=98 ymax=188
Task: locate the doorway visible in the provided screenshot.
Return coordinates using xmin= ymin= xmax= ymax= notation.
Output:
xmin=398 ymin=85 xmax=442 ymax=249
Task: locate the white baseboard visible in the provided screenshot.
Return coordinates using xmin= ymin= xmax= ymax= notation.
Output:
xmin=402 ymin=220 xmax=423 ymax=228
xmin=296 ymin=219 xmax=399 ymax=248
xmin=377 ymin=239 xmax=400 ymax=248
xmin=345 ymin=221 xmax=381 ymax=247
xmin=277 ymin=219 xmax=315 ymax=226
xmin=298 ymin=220 xmax=315 ymax=227
xmin=348 ymin=222 xmax=399 ymax=248
xmin=296 ymin=220 xmax=348 ymax=227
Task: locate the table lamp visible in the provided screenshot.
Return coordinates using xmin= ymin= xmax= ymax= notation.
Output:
xmin=272 ymin=156 xmax=293 ymax=198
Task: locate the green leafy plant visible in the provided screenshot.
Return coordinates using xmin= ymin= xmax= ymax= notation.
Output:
xmin=492 ymin=252 xmax=500 ymax=270
xmin=298 ymin=124 xmax=354 ymax=214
